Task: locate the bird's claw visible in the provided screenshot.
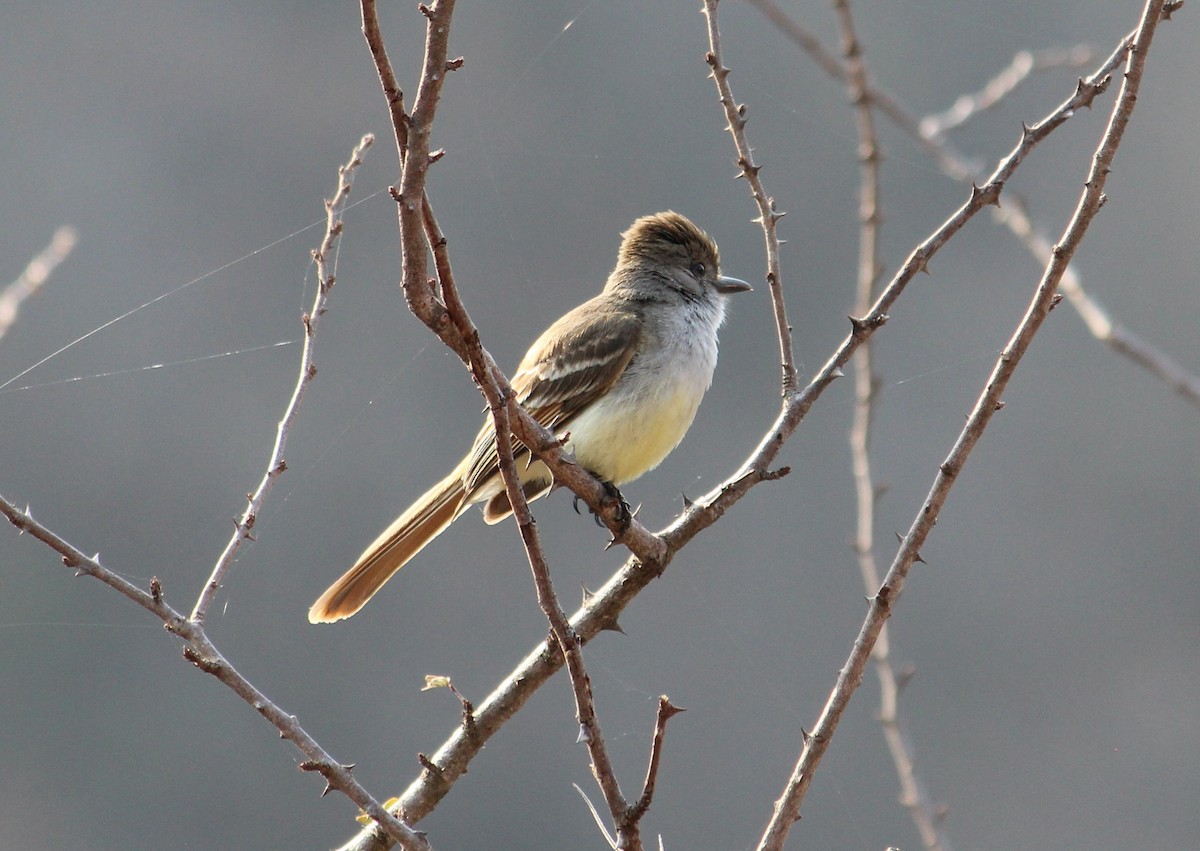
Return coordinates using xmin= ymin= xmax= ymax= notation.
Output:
xmin=571 ymin=492 xmax=606 ymax=526
xmin=601 ymin=480 xmax=632 ymax=532
xmin=573 ymin=481 xmax=632 ymax=532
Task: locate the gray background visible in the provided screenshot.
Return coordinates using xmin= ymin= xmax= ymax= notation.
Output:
xmin=1 ymin=1 xmax=1197 ymax=849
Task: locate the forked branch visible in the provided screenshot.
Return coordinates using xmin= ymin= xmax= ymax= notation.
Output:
xmin=755 ymin=2 xmax=1168 ymax=847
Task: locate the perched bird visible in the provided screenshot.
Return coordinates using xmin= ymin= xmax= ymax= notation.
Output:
xmin=309 ymin=211 xmax=749 ymax=623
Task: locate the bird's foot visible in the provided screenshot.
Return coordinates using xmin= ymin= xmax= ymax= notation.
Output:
xmin=571 ymin=480 xmax=632 ymax=532
xmin=601 ymin=479 xmax=632 ymax=531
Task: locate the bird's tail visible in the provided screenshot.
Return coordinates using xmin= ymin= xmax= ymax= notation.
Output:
xmin=308 ymin=472 xmax=469 ymax=623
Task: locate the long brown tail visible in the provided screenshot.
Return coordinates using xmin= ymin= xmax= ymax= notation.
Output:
xmin=308 ymin=472 xmax=468 ymax=623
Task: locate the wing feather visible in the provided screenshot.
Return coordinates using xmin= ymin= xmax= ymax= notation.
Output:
xmin=461 ymin=297 xmax=641 ymax=496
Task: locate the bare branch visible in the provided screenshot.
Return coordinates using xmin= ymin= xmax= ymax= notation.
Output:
xmin=350 ymin=5 xmax=657 ymax=846
xmin=360 ymin=0 xmax=408 ymax=167
xmin=756 ymin=3 xmax=1168 ymax=846
xmin=676 ymin=12 xmax=1126 ymax=543
xmin=628 ymin=697 xmax=685 ymax=824
xmin=701 ymin=0 xmax=797 ymax=395
xmin=192 ymin=133 xmax=374 ymax=622
xmin=437 ymin=238 xmax=636 ymax=846
xmin=377 ymin=0 xmax=466 ymax=359
xmin=0 ymin=226 xmax=77 ymax=342
xmin=0 ymin=494 xmax=430 ymax=850
xmin=0 ymin=137 xmax=435 ymax=851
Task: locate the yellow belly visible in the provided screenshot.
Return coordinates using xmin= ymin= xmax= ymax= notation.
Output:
xmin=565 ymin=383 xmax=702 ymax=485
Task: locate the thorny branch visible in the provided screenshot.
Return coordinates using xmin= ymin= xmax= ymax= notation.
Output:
xmin=0 ymin=138 xmax=433 ymax=851
xmin=192 ymin=136 xmax=375 ymax=622
xmin=436 ymin=221 xmax=640 ymax=847
xmin=629 ymin=697 xmax=685 ymax=824
xmin=755 ymin=2 xmax=1169 ymax=847
xmin=356 ymin=3 xmax=679 ymax=847
xmin=701 ymin=0 xmax=796 ymax=395
xmin=340 ymin=3 xmax=1167 ymax=849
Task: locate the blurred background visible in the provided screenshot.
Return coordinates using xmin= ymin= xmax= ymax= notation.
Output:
xmin=1 ymin=1 xmax=1196 ymax=849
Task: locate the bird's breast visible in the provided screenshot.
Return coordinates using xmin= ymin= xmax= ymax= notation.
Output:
xmin=566 ymin=309 xmax=720 ymax=485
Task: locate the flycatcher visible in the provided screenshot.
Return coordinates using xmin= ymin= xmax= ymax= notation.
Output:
xmin=309 ymin=211 xmax=750 ymax=623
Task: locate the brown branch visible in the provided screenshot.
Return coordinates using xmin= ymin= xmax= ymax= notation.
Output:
xmin=756 ymin=2 xmax=1168 ymax=846
xmin=701 ymin=0 xmax=797 ymax=396
xmin=192 ymin=134 xmax=374 ymax=622
xmin=360 ymin=1 xmax=408 ymax=166
xmin=385 ymin=0 xmax=468 ymax=363
xmin=683 ymin=0 xmax=1126 ymax=547
xmin=349 ymin=6 xmax=663 ymax=848
xmin=0 ymin=226 xmax=77 ymax=342
xmin=0 ymin=501 xmax=429 ymax=851
xmin=628 ymin=697 xmax=685 ymax=824
xmin=499 ymin=386 xmax=636 ymax=849
xmin=436 ymin=229 xmax=636 ymax=846
xmin=0 ymin=139 xmax=432 ymax=851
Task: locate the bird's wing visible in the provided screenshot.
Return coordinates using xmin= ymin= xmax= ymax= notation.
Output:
xmin=461 ymin=298 xmax=642 ymax=495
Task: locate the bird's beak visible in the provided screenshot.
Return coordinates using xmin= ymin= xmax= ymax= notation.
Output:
xmin=715 ymin=275 xmax=752 ymax=295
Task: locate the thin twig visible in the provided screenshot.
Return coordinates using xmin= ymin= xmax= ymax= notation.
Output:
xmin=574 ymin=784 xmax=619 ymax=850
xmin=628 ymin=697 xmax=685 ymax=824
xmin=756 ymin=3 xmax=1167 ymax=847
xmin=833 ymin=0 xmax=952 ymax=847
xmin=360 ymin=1 xmax=408 ymax=166
xmin=701 ymin=0 xmax=796 ymax=396
xmin=0 ymin=226 xmax=77 ymax=342
xmin=192 ymin=134 xmax=374 ymax=622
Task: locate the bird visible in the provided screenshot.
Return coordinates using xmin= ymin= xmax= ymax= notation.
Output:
xmin=309 ymin=211 xmax=750 ymax=623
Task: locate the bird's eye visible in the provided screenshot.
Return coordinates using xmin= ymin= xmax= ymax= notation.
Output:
xmin=690 ymin=261 xmax=706 ymax=278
